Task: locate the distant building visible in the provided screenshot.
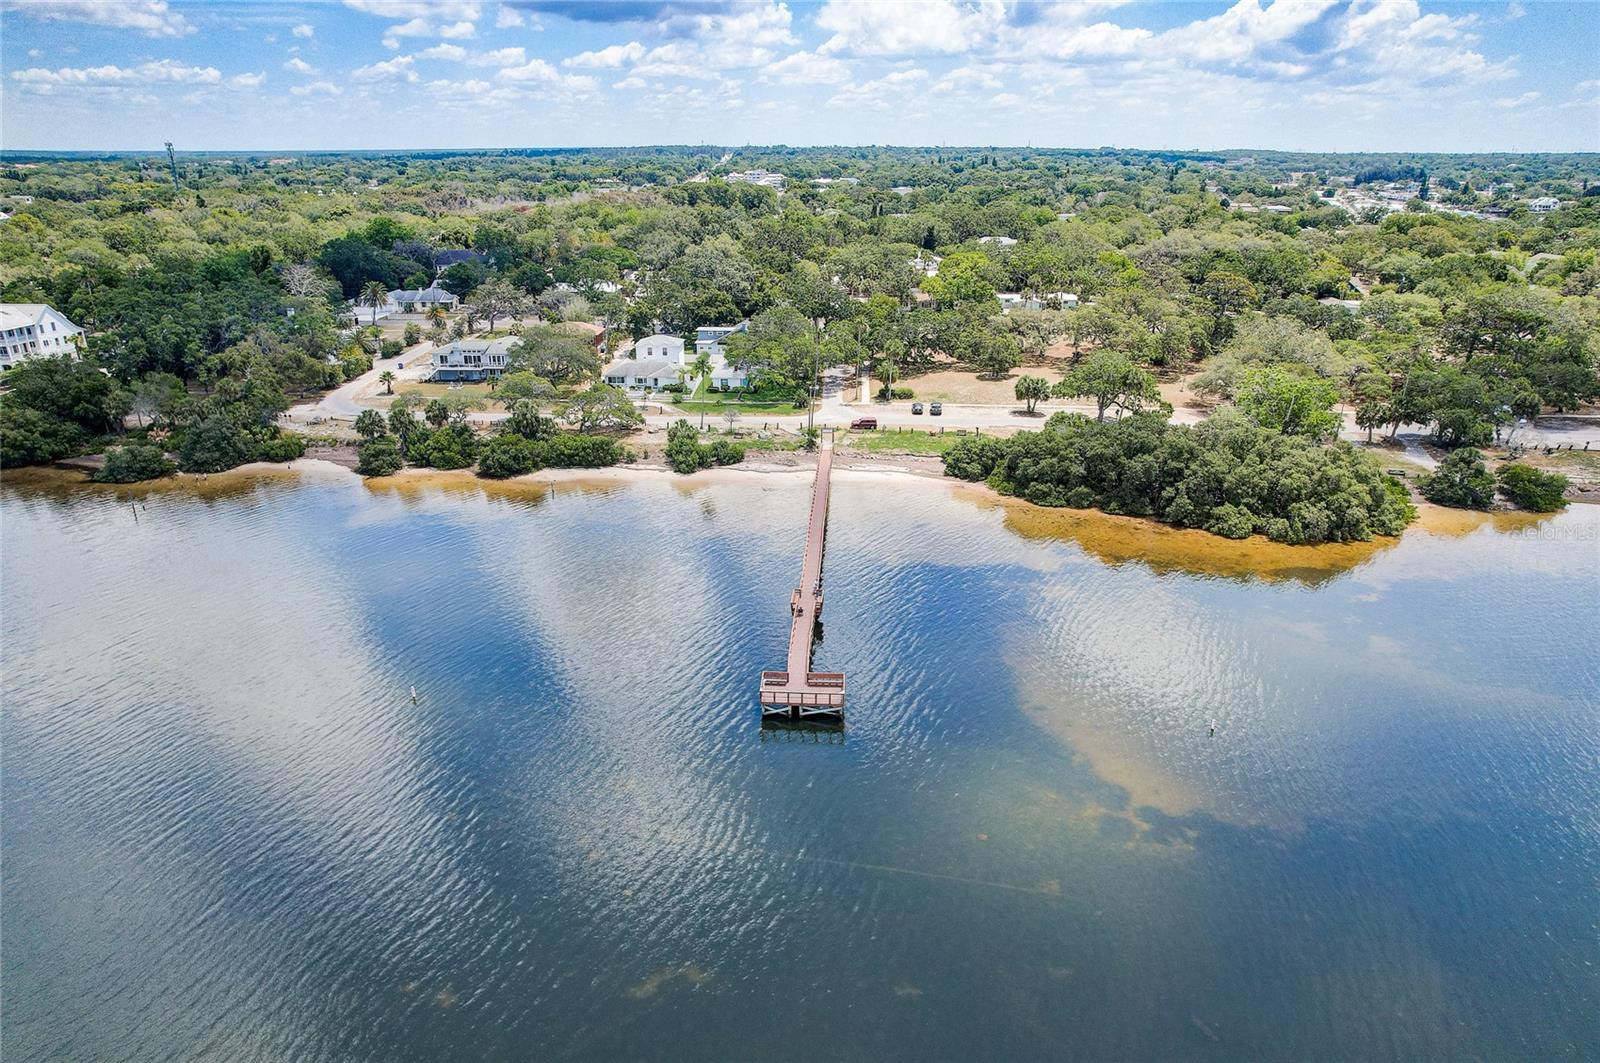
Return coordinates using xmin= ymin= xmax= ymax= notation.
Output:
xmin=433 ymin=249 xmax=490 ymax=271
xmin=997 ymin=292 xmax=1078 ymax=313
xmin=910 ymin=252 xmax=942 ymax=277
xmin=0 ymin=303 xmax=83 ymax=369
xmin=725 ymin=169 xmax=786 ymax=189
xmin=432 ymin=336 xmax=514 ymax=382
xmin=977 ymin=235 xmax=1017 ymax=247
xmin=1527 ymin=196 xmax=1561 ymax=213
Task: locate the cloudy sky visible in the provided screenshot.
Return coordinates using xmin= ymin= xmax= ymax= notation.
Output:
xmin=2 ymin=0 xmax=1596 ymax=153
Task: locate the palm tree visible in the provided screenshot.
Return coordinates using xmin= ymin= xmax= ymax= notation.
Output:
xmin=378 ymin=370 xmax=396 ymax=395
xmin=360 ymin=280 xmax=388 ymax=327
xmin=688 ymin=350 xmax=713 ymax=394
xmin=425 ymin=304 xmax=448 ymax=331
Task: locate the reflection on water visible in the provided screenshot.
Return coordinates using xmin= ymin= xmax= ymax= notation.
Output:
xmin=3 ymin=466 xmax=1597 ymax=1062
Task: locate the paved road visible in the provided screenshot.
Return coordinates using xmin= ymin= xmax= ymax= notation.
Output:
xmin=286 ymin=342 xmax=436 ymax=425
xmin=286 ymin=357 xmax=1600 ymax=457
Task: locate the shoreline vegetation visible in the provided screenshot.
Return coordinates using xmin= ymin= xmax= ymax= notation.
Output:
xmin=1 ymin=148 xmax=1593 ymax=547
xmin=5 ymin=453 xmax=1573 ymax=586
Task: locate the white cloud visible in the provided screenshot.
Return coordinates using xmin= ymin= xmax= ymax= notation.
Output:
xmin=290 ymin=81 xmax=342 ymax=97
xmin=763 ymin=50 xmax=851 ymax=85
xmin=11 ymin=59 xmax=222 ymax=92
xmin=283 ymin=57 xmax=317 ymax=75
xmin=613 ymin=76 xmax=646 ymax=90
xmin=292 ymin=23 xmax=315 ymax=38
xmin=931 ymin=66 xmax=1002 ymax=93
xmin=563 ymin=42 xmax=646 ymax=69
xmin=828 ymin=67 xmax=929 ymax=109
xmin=438 ymin=20 xmax=477 ymax=38
xmin=1492 ymin=90 xmax=1539 ymax=108
xmin=351 ymin=55 xmax=420 ymax=82
xmin=419 ymin=44 xmax=526 ymax=66
xmin=496 ymin=5 xmax=525 ymax=29
xmin=498 ymin=59 xmax=596 ymax=92
xmin=1162 ymin=0 xmax=1338 ymax=65
xmin=817 ymin=0 xmax=997 ymax=56
xmin=343 ymin=1 xmax=480 ymax=19
xmin=418 ymin=43 xmax=469 ymax=62
xmin=228 ymin=72 xmax=266 ymax=88
xmin=15 ymin=0 xmax=193 ymax=38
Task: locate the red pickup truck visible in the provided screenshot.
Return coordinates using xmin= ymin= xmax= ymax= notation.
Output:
xmin=849 ymin=417 xmax=878 ymax=430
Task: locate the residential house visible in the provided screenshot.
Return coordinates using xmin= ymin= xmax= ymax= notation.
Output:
xmin=977 ymin=235 xmax=1017 ymax=247
xmin=603 ymin=357 xmax=686 ymax=391
xmin=432 ymin=336 xmax=515 ymax=382
xmin=694 ymin=322 xmax=747 ymax=360
xmin=910 ymin=252 xmax=942 ymax=277
xmin=0 ymin=303 xmax=83 ymax=369
xmin=387 ymin=285 xmax=460 ymax=314
xmin=998 ymin=292 xmax=1080 ymax=314
xmin=635 ymin=333 xmax=687 ymax=364
xmin=1527 ymin=197 xmax=1561 ymax=213
xmin=433 ymin=249 xmax=490 ymax=272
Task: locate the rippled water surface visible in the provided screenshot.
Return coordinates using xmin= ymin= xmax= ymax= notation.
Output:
xmin=3 ymin=467 xmax=1597 ymax=1061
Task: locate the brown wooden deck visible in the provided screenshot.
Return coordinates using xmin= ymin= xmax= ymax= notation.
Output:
xmin=759 ymin=431 xmax=845 ymax=718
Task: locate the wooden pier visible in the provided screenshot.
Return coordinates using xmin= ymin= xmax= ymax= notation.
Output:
xmin=759 ymin=430 xmax=845 ymax=720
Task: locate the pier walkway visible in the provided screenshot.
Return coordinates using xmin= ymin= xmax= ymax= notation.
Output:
xmin=759 ymin=430 xmax=845 ymax=719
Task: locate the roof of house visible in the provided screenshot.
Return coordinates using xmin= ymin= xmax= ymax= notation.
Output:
xmin=436 ymin=336 xmax=518 ymax=357
xmin=433 ymin=250 xmax=489 ymax=268
xmin=636 ymin=332 xmax=684 ymax=347
xmin=0 ymin=303 xmax=76 ymax=331
xmin=605 ymin=357 xmax=683 ymax=380
xmin=388 ymin=285 xmax=458 ymax=303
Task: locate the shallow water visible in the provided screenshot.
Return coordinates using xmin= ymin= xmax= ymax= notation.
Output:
xmin=3 ymin=467 xmax=1597 ymax=1061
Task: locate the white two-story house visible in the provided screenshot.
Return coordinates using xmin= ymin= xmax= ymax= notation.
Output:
xmin=432 ymin=336 xmax=515 ymax=382
xmin=0 ymin=303 xmax=84 ymax=369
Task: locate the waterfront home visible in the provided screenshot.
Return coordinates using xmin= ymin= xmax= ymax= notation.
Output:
xmin=388 ymin=285 xmax=460 ymax=313
xmin=634 ymin=333 xmax=687 ymax=364
xmin=432 ymin=336 xmax=515 ymax=382
xmin=0 ymin=303 xmax=83 ymax=369
xmin=695 ymin=322 xmax=748 ymax=360
xmin=603 ymin=356 xmax=686 ymax=391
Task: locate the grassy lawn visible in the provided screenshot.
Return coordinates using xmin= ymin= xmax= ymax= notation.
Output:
xmin=676 ymin=378 xmax=805 ymax=414
xmin=839 ymin=427 xmax=969 ymax=455
xmin=393 ymin=381 xmax=503 ymax=404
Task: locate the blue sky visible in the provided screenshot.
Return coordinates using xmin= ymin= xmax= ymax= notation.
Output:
xmin=2 ymin=0 xmax=1596 ymax=152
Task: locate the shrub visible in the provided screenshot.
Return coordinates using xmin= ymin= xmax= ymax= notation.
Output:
xmin=356 ymin=435 xmax=403 ymax=477
xmin=666 ymin=419 xmax=710 ymax=473
xmin=535 ymin=432 xmax=622 ymax=468
xmin=340 ymin=350 xmax=373 ymax=381
xmin=255 ymin=432 xmax=306 ymax=464
xmin=94 ymin=444 xmax=174 ymax=483
xmin=708 ymin=439 xmax=746 ymax=466
xmin=411 ymin=422 xmax=478 ymax=469
xmin=403 ymin=323 xmax=422 ymax=346
xmin=178 ymin=416 xmax=256 ymax=473
xmin=380 ymin=339 xmax=404 ymax=359
xmin=477 ymin=433 xmax=540 ymax=478
xmin=1419 ymin=448 xmax=1496 ymax=509
xmin=0 ymin=404 xmax=85 ymax=467
xmin=942 ymin=411 xmax=1414 ymax=544
xmin=1497 ymin=463 xmax=1569 ymax=511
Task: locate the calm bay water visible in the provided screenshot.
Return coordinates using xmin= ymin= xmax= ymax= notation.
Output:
xmin=2 ymin=466 xmax=1597 ymax=1061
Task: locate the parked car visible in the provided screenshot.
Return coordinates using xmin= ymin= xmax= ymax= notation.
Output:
xmin=911 ymin=402 xmax=924 ymax=415
xmin=850 ymin=417 xmax=878 ymax=430
xmin=930 ymin=402 xmax=943 ymax=416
